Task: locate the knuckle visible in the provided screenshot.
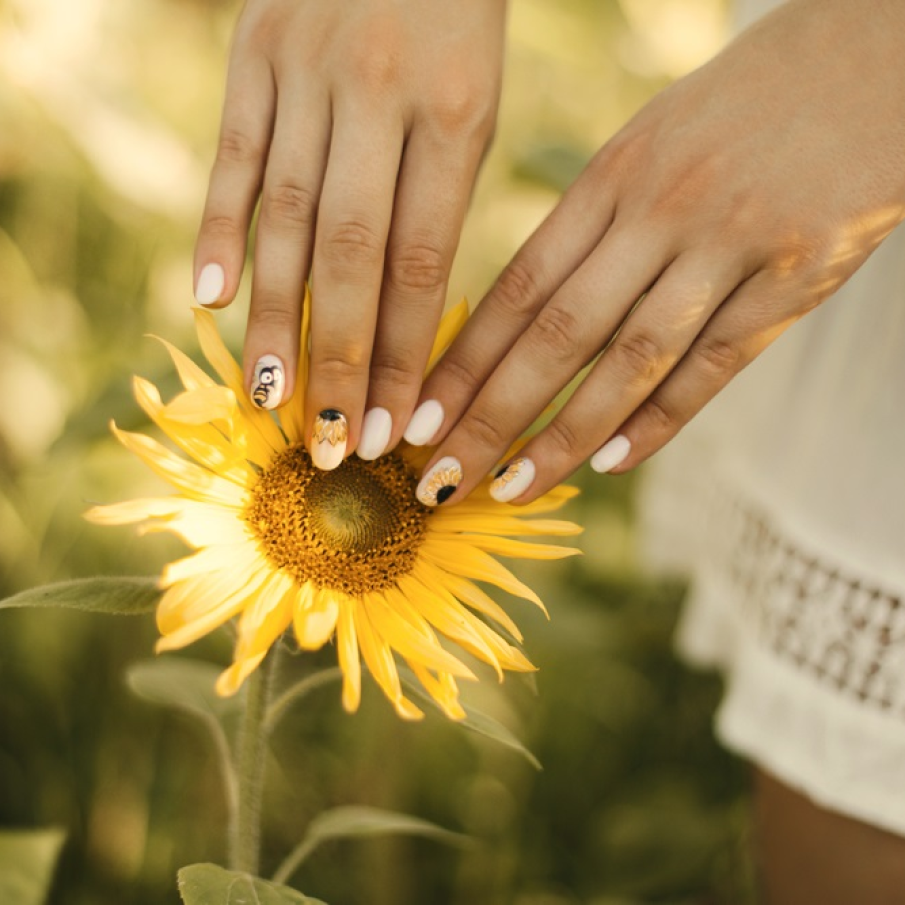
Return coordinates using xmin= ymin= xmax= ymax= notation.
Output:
xmin=543 ymin=417 xmax=581 ymax=459
xmin=251 ymin=302 xmax=297 ymax=334
xmin=216 ymin=127 xmax=264 ymax=167
xmin=461 ymin=406 xmax=508 ymax=449
xmin=608 ymin=331 xmax=666 ymax=385
xmin=434 ymin=353 xmax=482 ymax=398
xmin=386 ymin=240 xmax=447 ymax=295
xmin=315 ymin=349 xmax=368 ymax=386
xmin=490 ymin=259 xmax=544 ymax=320
xmin=529 ymin=304 xmax=580 ymax=362
xmin=261 ymin=181 xmax=317 ymax=232
xmin=643 ymin=394 xmax=680 ymax=435
xmin=201 ymin=212 xmax=243 ymax=241
xmin=369 ymin=353 xmax=420 ymax=392
xmin=320 ymin=219 xmax=383 ymax=272
xmin=694 ymin=336 xmax=741 ymax=379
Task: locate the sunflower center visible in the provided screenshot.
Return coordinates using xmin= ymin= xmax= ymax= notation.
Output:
xmin=245 ymin=445 xmax=430 ymax=595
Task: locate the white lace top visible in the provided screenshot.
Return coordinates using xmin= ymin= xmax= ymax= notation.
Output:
xmin=639 ymin=0 xmax=905 ymax=835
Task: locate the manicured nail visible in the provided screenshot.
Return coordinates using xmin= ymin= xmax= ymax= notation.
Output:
xmin=590 ymin=435 xmax=631 ymax=473
xmin=251 ymin=355 xmax=284 ymax=410
xmin=357 ymin=407 xmax=392 ymax=461
xmin=311 ymin=409 xmax=348 ymax=470
xmin=490 ymin=456 xmax=536 ymax=503
xmin=195 ymin=263 xmax=225 ymax=305
xmin=403 ymin=399 xmax=444 ymax=446
xmin=416 ymin=456 xmax=463 ymax=507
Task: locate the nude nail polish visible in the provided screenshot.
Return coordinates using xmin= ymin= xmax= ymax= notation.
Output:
xmin=357 ymin=407 xmax=392 ymax=460
xmin=590 ymin=435 xmax=631 ymax=473
xmin=490 ymin=456 xmax=536 ymax=503
xmin=195 ymin=263 xmax=225 ymax=305
xmin=416 ymin=456 xmax=463 ymax=507
xmin=251 ymin=355 xmax=284 ymax=410
xmin=403 ymin=400 xmax=444 ymax=446
xmin=311 ymin=409 xmax=348 ymax=470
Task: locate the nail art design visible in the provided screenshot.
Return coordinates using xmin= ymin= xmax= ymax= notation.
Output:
xmin=590 ymin=435 xmax=631 ymax=474
xmin=311 ymin=409 xmax=348 ymax=470
xmin=251 ymin=355 xmax=284 ymax=410
xmin=490 ymin=456 xmax=536 ymax=503
xmin=403 ymin=399 xmax=445 ymax=446
xmin=416 ymin=456 xmax=463 ymax=507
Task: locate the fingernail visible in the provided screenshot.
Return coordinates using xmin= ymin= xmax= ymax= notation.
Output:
xmin=311 ymin=409 xmax=348 ymax=470
xmin=251 ymin=355 xmax=284 ymax=410
xmin=403 ymin=399 xmax=444 ymax=446
xmin=590 ymin=435 xmax=631 ymax=473
xmin=357 ymin=407 xmax=392 ymax=461
xmin=490 ymin=456 xmax=536 ymax=503
xmin=195 ymin=263 xmax=225 ymax=305
xmin=416 ymin=456 xmax=463 ymax=507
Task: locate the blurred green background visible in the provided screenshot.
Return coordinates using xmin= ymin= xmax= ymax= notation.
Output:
xmin=0 ymin=0 xmax=754 ymax=902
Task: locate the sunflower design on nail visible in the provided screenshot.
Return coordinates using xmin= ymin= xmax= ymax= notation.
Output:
xmin=417 ymin=457 xmax=464 ymax=507
xmin=494 ymin=457 xmax=527 ymax=487
xmin=313 ymin=409 xmax=348 ymax=447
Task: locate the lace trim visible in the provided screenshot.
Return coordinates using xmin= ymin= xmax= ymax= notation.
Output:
xmin=713 ymin=494 xmax=905 ymax=715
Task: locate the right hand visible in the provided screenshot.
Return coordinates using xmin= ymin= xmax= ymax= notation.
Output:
xmin=193 ymin=0 xmax=507 ymax=467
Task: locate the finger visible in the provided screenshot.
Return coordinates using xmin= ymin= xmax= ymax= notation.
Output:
xmin=305 ymin=105 xmax=404 ymax=469
xmin=413 ymin=227 xmax=666 ymax=506
xmin=599 ymin=271 xmax=794 ymax=474
xmin=194 ymin=51 xmax=275 ymax=308
xmin=243 ymin=77 xmax=331 ymax=410
xmin=405 ymin=161 xmax=618 ymax=448
xmin=359 ymin=127 xmax=484 ymax=460
xmin=493 ymin=254 xmax=747 ymax=503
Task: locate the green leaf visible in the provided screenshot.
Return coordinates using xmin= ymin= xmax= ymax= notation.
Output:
xmin=178 ymin=863 xmax=328 ymax=905
xmin=0 ymin=828 xmax=66 ymax=905
xmin=271 ymin=806 xmax=469 ymax=884
xmin=126 ymin=657 xmax=240 ymax=721
xmin=0 ymin=576 xmax=160 ymax=615
xmin=400 ymin=673 xmax=542 ymax=770
xmin=303 ymin=806 xmax=467 ymax=850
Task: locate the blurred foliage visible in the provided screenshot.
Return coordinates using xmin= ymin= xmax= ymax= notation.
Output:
xmin=0 ymin=0 xmax=752 ymax=903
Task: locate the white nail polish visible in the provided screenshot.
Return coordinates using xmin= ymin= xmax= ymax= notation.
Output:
xmin=403 ymin=399 xmax=444 ymax=446
xmin=195 ymin=263 xmax=225 ymax=305
xmin=357 ymin=407 xmax=392 ymax=460
xmin=251 ymin=355 xmax=284 ymax=410
xmin=490 ymin=457 xmax=536 ymax=503
xmin=311 ymin=409 xmax=348 ymax=470
xmin=416 ymin=456 xmax=463 ymax=507
xmin=590 ymin=435 xmax=631 ymax=474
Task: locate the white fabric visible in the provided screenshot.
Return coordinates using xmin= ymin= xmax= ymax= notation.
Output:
xmin=638 ymin=0 xmax=905 ymax=834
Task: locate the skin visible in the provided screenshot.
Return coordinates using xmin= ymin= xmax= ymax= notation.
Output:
xmin=755 ymin=769 xmax=905 ymax=905
xmin=194 ymin=0 xmax=506 ymax=454
xmin=418 ymin=0 xmax=905 ymax=504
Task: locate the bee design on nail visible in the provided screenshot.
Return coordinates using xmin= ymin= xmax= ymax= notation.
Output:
xmin=251 ymin=356 xmax=284 ymax=410
xmin=313 ymin=409 xmax=348 ymax=447
xmin=417 ymin=457 xmax=464 ymax=507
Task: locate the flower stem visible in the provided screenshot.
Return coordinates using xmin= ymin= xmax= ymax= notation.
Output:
xmin=228 ymin=656 xmax=273 ymax=875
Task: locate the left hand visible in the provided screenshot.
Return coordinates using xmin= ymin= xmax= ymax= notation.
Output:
xmin=408 ymin=0 xmax=905 ymax=507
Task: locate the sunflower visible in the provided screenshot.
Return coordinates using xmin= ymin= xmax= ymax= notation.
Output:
xmin=85 ymin=296 xmax=581 ymax=719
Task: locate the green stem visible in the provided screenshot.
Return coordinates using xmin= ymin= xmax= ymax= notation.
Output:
xmin=271 ymin=835 xmax=318 ymax=887
xmin=263 ymin=666 xmax=343 ymax=735
xmin=228 ymin=655 xmax=273 ymax=875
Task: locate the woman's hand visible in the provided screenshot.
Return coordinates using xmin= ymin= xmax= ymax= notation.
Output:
xmin=194 ymin=0 xmax=506 ymax=468
xmin=410 ymin=0 xmax=905 ymax=507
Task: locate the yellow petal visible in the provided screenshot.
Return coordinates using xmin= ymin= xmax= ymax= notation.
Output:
xmin=160 ymin=541 xmax=264 ymax=589
xmin=426 ymin=298 xmax=469 ymax=372
xmin=406 ymin=661 xmax=466 ymax=720
xmin=279 ymin=283 xmax=311 ymax=444
xmin=151 ymin=335 xmax=216 ymax=392
xmin=234 ymin=570 xmax=295 ymax=660
xmin=84 ymin=497 xmax=187 ymax=526
xmin=431 ymin=513 xmax=583 ymax=538
xmin=164 ymin=385 xmax=237 ymax=427
xmin=455 ymin=534 xmax=581 ymax=561
xmin=192 ymin=307 xmax=285 ymax=453
xmin=293 ymin=584 xmax=340 ymax=650
xmin=354 ymin=600 xmax=423 ymax=720
xmin=216 ymin=653 xmax=266 ymax=697
xmin=418 ymin=540 xmax=546 ymax=611
xmin=336 ymin=598 xmax=361 ymax=713
xmin=139 ymin=500 xmax=253 ymax=548
xmin=111 ymin=423 xmax=248 ymax=508
xmin=430 ymin=571 xmax=523 ymax=641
